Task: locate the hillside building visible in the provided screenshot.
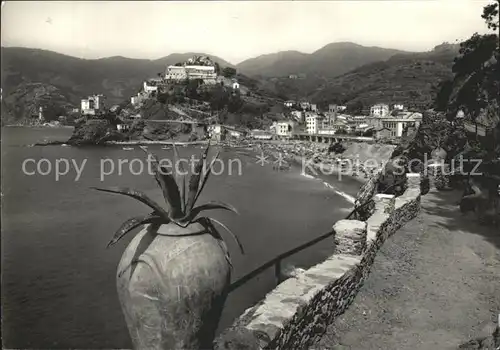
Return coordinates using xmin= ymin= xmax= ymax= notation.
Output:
xmin=143 ymin=80 xmax=159 ymax=94
xmin=208 ymin=124 xmax=223 ymax=141
xmin=328 ymin=104 xmax=347 ymax=113
xmin=250 ymin=129 xmax=273 ymax=140
xmin=274 ymin=120 xmax=295 ymax=138
xmin=370 ymin=112 xmax=422 ymax=139
xmin=165 ymin=66 xmax=188 ymax=80
xmin=306 ymin=114 xmax=321 ymax=134
xmin=165 ymin=65 xmax=217 ymax=84
xmin=370 ymin=103 xmax=390 ymax=118
xmin=81 ymin=94 xmax=106 ymax=116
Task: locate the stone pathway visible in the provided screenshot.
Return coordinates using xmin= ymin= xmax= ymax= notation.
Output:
xmin=318 ymin=189 xmax=500 ymax=350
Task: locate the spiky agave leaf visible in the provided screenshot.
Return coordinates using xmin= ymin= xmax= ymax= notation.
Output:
xmin=185 ymin=143 xmax=210 ymax=215
xmin=193 ymin=151 xmax=220 ymax=207
xmin=139 ymin=146 xmax=182 ymax=219
xmin=202 ymin=217 xmax=232 ymax=268
xmin=172 ymin=143 xmax=187 ymax=213
xmin=208 ymin=217 xmax=244 ymax=254
xmin=91 ymin=187 xmax=170 ymax=220
xmin=107 ymin=212 xmax=164 ymax=248
xmin=184 ymin=201 xmax=239 ymax=223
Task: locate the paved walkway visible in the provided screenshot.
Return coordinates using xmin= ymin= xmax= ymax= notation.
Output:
xmin=318 ymin=190 xmax=500 ymax=350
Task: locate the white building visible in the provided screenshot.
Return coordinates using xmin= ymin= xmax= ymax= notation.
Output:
xmin=38 ymin=106 xmax=44 ymax=121
xmin=306 ymin=114 xmax=319 ymax=134
xmin=250 ymin=130 xmax=273 ymax=140
xmin=318 ymin=128 xmax=336 ymax=135
xmin=229 ymin=130 xmax=241 ymax=138
xmin=370 ymin=103 xmax=390 ymax=118
xmin=232 ymin=81 xmax=240 ymax=90
xmin=393 ymin=104 xmax=404 ymax=111
xmin=165 ymin=64 xmax=217 ymax=83
xmin=275 ymin=121 xmax=294 ymax=138
xmin=117 ymin=124 xmax=130 ymax=132
xmin=208 ymin=124 xmax=223 ymax=140
xmin=329 ymin=104 xmax=347 ymax=113
xmin=81 ymin=94 xmax=106 ymax=115
xmin=284 ymin=100 xmax=295 ymax=108
xmin=185 ymin=65 xmax=217 ymax=80
xmin=165 ymin=66 xmax=188 ymax=80
xmin=143 ymin=81 xmax=159 ymax=94
xmin=379 ymin=112 xmax=423 ymax=138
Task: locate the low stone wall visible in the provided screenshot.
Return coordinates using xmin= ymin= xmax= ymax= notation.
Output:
xmin=216 ymin=173 xmax=422 ymax=350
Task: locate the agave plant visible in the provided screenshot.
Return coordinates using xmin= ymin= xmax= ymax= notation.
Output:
xmin=94 ymin=142 xmax=244 ymax=349
xmin=92 ymin=142 xmax=244 ymax=258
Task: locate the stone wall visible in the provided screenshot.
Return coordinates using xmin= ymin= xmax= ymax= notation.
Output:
xmin=216 ymin=173 xmax=422 ymax=350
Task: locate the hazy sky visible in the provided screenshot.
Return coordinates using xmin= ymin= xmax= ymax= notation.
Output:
xmin=1 ymin=0 xmax=492 ymax=64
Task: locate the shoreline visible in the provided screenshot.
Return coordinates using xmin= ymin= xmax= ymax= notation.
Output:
xmin=105 ymin=140 xmax=210 ymax=146
xmin=249 ymin=142 xmax=367 ymax=205
xmin=3 ymin=125 xmax=75 ymax=129
xmin=252 ymin=141 xmax=372 ymax=184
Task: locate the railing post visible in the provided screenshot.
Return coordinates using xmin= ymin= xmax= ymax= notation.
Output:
xmin=373 ymin=194 xmax=395 ymax=214
xmin=275 ymin=260 xmax=282 ymax=285
xmin=333 ymin=220 xmax=367 ymax=255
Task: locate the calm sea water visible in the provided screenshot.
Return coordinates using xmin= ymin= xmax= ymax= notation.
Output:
xmin=1 ymin=127 xmax=361 ymax=349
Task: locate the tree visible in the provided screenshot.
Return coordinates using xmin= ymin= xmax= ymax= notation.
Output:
xmin=481 ymin=0 xmax=499 ymax=30
xmin=222 ymin=67 xmax=237 ymax=78
xmin=433 ymin=79 xmax=453 ymax=113
xmin=346 ymin=100 xmax=363 ymax=115
xmin=437 ymin=0 xmax=499 ymax=150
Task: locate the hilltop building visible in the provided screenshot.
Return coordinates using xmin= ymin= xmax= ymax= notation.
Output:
xmin=165 ymin=64 xmax=217 ymax=84
xmin=81 ymin=94 xmax=106 ymax=116
xmin=143 ymin=80 xmax=160 ymax=94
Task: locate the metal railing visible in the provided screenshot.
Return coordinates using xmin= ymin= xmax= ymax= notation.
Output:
xmin=228 ymin=178 xmax=406 ymax=293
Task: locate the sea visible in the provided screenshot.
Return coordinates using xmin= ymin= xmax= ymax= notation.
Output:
xmin=1 ymin=127 xmax=362 ymax=349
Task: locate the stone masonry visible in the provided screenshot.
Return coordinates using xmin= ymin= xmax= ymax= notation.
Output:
xmin=215 ymin=173 xmax=422 ymax=350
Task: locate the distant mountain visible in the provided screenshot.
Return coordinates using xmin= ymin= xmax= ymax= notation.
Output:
xmin=308 ymin=43 xmax=460 ymax=109
xmin=236 ymin=50 xmax=310 ymax=78
xmin=1 ymin=82 xmax=76 ymax=125
xmin=0 ymin=47 xmax=236 ymax=122
xmin=236 ymin=42 xmax=409 ymax=78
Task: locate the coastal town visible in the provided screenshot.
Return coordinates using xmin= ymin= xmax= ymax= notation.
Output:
xmin=33 ymin=54 xmax=426 ymax=148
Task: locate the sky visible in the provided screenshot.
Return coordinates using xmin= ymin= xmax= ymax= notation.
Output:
xmin=1 ymin=0 xmax=493 ymax=64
